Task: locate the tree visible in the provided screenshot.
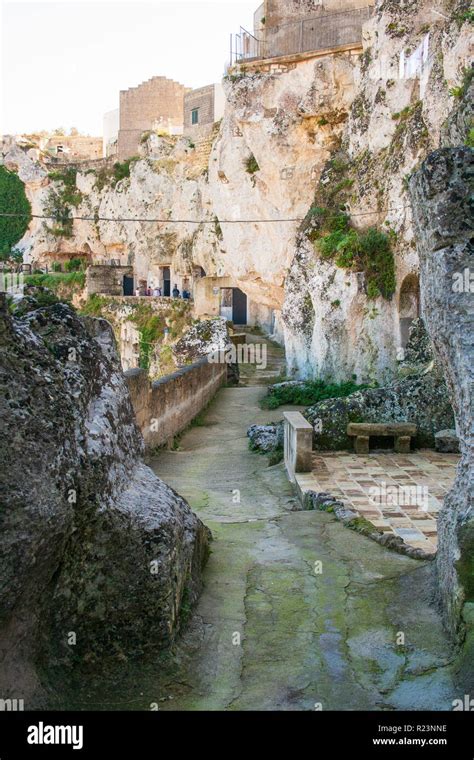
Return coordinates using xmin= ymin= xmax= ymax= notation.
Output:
xmin=0 ymin=166 xmax=31 ymax=255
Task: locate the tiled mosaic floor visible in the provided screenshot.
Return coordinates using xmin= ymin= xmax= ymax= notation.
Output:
xmin=295 ymin=450 xmax=459 ymax=553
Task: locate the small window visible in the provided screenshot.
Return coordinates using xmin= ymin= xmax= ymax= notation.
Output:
xmin=191 ymin=109 xmax=199 ymax=125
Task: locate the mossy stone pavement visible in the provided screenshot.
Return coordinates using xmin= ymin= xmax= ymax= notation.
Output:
xmin=63 ymin=336 xmax=458 ymax=710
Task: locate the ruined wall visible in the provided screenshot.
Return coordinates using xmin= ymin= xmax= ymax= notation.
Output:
xmin=125 ymin=358 xmax=227 ymax=448
xmin=118 ymin=76 xmax=187 ymax=159
xmin=42 ymin=134 xmax=103 ymax=160
xmin=85 ymin=265 xmax=133 ymax=296
xmin=409 ymin=147 xmax=474 ymax=644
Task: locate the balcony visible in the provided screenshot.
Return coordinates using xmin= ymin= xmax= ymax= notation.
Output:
xmin=230 ymin=6 xmax=373 ymax=66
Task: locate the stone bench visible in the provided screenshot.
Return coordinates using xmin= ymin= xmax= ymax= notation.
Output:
xmin=347 ymin=422 xmax=417 ymax=455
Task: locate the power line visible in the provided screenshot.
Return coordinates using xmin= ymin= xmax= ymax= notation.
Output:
xmin=0 ymin=206 xmax=412 ymax=224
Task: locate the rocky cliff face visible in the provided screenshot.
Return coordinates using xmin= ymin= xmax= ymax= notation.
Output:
xmin=409 ymin=147 xmax=473 ymax=651
xmin=0 ymin=293 xmax=209 ymax=704
xmin=7 ymin=2 xmax=471 ymax=385
xmin=305 ymin=319 xmax=455 ymax=449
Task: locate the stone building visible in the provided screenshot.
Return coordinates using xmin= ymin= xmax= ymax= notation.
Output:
xmin=85 ymin=264 xmax=134 ymax=297
xmin=183 ymin=83 xmax=225 ymax=138
xmin=117 ymin=76 xmax=187 ymax=160
xmin=41 ymin=134 xmax=103 ymax=160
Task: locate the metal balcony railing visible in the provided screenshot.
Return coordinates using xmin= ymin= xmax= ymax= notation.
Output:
xmin=230 ymin=6 xmax=373 ymax=66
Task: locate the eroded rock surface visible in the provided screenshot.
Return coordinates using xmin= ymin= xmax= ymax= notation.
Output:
xmin=0 ymin=293 xmax=210 ymax=703
xmin=305 ymin=319 xmax=454 ymax=449
xmin=409 ymin=147 xmax=473 ymax=656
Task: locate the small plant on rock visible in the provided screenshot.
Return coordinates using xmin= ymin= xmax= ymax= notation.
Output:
xmin=244 ymin=153 xmax=259 ymax=175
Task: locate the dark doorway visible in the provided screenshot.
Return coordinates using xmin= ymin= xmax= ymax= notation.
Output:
xmin=162 ymin=266 xmax=171 ymax=297
xmin=232 ymin=288 xmax=247 ymax=325
xmin=123 ymin=275 xmax=134 ymax=296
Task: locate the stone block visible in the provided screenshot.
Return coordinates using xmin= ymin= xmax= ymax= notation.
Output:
xmin=395 ymin=436 xmax=411 ymax=454
xmin=354 ymin=435 xmax=369 ymax=455
xmin=435 ymin=429 xmax=460 ymax=453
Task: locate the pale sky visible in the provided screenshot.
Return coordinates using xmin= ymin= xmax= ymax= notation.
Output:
xmin=1 ymin=0 xmax=257 ymax=136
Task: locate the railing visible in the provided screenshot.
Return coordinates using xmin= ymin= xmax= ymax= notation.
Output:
xmin=230 ymin=6 xmax=373 ymax=65
xmin=230 ymin=26 xmax=261 ymax=65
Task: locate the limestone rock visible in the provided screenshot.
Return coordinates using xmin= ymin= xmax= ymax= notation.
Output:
xmin=306 ymin=365 xmax=454 ymax=450
xmin=247 ymin=423 xmax=283 ymax=453
xmin=0 ymin=293 xmax=210 ymax=702
xmin=435 ymin=429 xmax=460 ymax=454
xmin=409 ymin=146 xmax=474 ymax=637
xmin=172 ymin=316 xmax=231 ymax=365
xmin=11 ymin=5 xmax=473 ymax=384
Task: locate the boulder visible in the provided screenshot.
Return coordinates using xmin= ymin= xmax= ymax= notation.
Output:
xmin=435 ymin=429 xmax=460 ymax=454
xmin=0 ymin=293 xmax=210 ymax=703
xmin=247 ymin=423 xmax=283 ymax=453
xmin=172 ymin=317 xmax=239 ymax=384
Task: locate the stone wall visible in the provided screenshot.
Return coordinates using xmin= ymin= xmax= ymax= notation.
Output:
xmin=42 ymin=134 xmax=103 ymax=160
xmin=85 ymin=265 xmax=133 ymax=296
xmin=184 ymin=85 xmax=215 ymax=134
xmin=118 ymin=76 xmax=187 ymax=159
xmin=262 ymin=0 xmax=373 ymax=59
xmin=264 ymin=0 xmax=371 ymax=27
xmin=125 ymin=358 xmax=227 ymax=448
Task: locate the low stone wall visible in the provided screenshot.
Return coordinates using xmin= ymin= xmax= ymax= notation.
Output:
xmin=125 ymin=358 xmax=227 ymax=448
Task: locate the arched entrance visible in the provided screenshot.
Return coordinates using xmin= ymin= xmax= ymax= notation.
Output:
xmin=399 ymin=274 xmax=420 ymax=349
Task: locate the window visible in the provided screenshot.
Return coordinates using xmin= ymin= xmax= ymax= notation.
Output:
xmin=191 ymin=108 xmax=199 ymax=125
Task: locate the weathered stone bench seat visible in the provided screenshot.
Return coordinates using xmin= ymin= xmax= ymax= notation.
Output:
xmin=347 ymin=422 xmax=417 ymax=454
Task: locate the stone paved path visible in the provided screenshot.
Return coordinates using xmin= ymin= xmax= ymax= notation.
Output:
xmin=63 ymin=336 xmax=458 ymax=711
xmin=296 ymin=451 xmax=458 ymax=554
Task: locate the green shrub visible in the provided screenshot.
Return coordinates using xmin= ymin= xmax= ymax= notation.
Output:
xmin=43 ymin=190 xmax=73 ymax=238
xmin=449 ymin=66 xmax=474 ymax=99
xmin=0 ymin=166 xmax=31 ymax=254
xmin=113 ymin=157 xmax=139 ymax=183
xmin=52 ymin=261 xmax=62 ymax=272
xmin=80 ymin=293 xmax=108 ymax=316
xmin=64 ymin=257 xmax=84 ymax=272
xmin=48 ymin=167 xmax=82 ymax=207
xmin=357 ymin=227 xmax=396 ymax=299
xmin=261 ymin=379 xmax=369 ymax=409
xmin=24 ymin=272 xmax=85 ymax=304
xmin=315 ymin=215 xmax=395 ymax=299
xmin=244 ymin=153 xmax=259 ymax=174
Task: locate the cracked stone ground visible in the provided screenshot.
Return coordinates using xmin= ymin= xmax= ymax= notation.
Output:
xmin=60 ymin=337 xmax=459 ymax=710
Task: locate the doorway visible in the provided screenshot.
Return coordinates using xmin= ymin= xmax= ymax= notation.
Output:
xmin=232 ymin=288 xmax=247 ymax=325
xmin=123 ymin=275 xmax=134 ymax=296
xmin=162 ymin=266 xmax=171 ymax=297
